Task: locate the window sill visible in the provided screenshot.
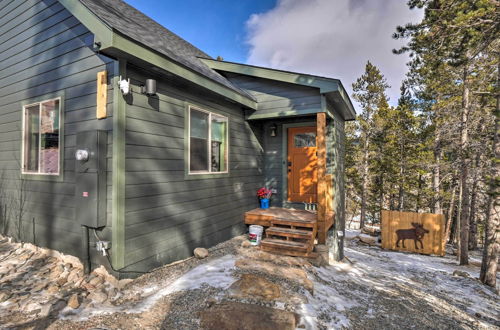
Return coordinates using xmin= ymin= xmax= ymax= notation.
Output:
xmin=21 ymin=172 xmax=64 ymax=182
xmin=184 ymin=172 xmax=230 ymax=180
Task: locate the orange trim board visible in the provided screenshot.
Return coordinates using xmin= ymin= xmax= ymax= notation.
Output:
xmin=96 ymin=71 xmax=107 ymax=119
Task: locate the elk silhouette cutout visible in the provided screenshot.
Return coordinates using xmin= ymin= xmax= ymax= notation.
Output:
xmin=395 ymin=222 xmax=429 ymax=249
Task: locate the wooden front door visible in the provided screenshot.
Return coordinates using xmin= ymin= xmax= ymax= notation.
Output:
xmin=287 ymin=126 xmax=317 ymax=203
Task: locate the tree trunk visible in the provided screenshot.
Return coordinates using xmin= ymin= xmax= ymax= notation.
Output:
xmin=459 ymin=66 xmax=471 ymax=266
xmin=360 ymin=136 xmax=369 ymax=228
xmin=480 ymin=62 xmax=500 ymax=288
xmin=415 ymin=174 xmax=422 ymax=213
xmin=468 ymin=163 xmax=479 ymax=250
xmin=398 ymin=145 xmax=405 ymax=211
xmin=444 ymin=183 xmax=457 ymax=245
xmin=432 ymin=127 xmax=442 ymax=214
xmin=379 ymin=174 xmax=384 ymax=221
xmin=455 ymin=178 xmax=463 ymax=256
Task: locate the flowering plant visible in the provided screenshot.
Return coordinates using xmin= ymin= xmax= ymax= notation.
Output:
xmin=256 ymin=187 xmax=272 ymax=200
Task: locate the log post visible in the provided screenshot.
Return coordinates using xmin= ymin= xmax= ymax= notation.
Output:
xmin=317 ymin=112 xmax=327 ymax=244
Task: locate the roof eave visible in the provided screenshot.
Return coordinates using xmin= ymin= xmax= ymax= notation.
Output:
xmin=57 ymin=0 xmax=257 ymax=110
xmin=201 ymin=58 xmax=356 ymax=120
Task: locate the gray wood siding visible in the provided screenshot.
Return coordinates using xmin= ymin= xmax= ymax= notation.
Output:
xmin=122 ymin=65 xmax=264 ymax=271
xmin=225 ymin=73 xmax=321 ymax=119
xmin=0 ymin=0 xmax=115 ymax=259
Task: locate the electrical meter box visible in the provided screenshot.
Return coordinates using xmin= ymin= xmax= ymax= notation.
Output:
xmin=75 ymin=130 xmax=107 ymax=228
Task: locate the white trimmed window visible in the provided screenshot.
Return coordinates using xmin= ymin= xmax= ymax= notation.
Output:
xmin=188 ymin=107 xmax=228 ymax=174
xmin=22 ymin=98 xmax=61 ymax=175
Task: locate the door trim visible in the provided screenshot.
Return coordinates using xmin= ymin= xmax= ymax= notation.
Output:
xmin=281 ymin=121 xmax=316 ymax=205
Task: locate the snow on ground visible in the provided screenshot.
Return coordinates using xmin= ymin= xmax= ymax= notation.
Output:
xmin=299 ymin=238 xmax=499 ymax=329
xmin=62 ymin=255 xmax=237 ymax=321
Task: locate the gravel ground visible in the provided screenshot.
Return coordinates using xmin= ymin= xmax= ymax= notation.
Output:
xmin=1 ymin=233 xmax=498 ymax=329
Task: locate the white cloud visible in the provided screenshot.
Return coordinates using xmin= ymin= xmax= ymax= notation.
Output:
xmin=245 ymin=0 xmax=424 ymax=108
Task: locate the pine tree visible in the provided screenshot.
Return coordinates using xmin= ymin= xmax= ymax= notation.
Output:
xmin=394 ymin=0 xmax=499 ymax=266
xmin=351 ymin=61 xmax=390 ymax=228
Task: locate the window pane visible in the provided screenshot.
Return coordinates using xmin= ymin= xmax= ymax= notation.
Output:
xmin=211 ymin=116 xmax=227 ymax=172
xmin=190 ymin=109 xmax=208 ymax=139
xmin=294 ymin=132 xmax=316 ymax=147
xmin=40 ymin=100 xmax=60 ymax=174
xmin=190 ymin=109 xmax=209 ymax=171
xmin=24 ymin=105 xmax=39 ymax=172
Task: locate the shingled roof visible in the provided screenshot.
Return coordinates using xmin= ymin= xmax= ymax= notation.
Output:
xmin=78 ymin=0 xmax=255 ymax=101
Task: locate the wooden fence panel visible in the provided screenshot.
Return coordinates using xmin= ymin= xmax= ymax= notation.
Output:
xmin=381 ymin=210 xmax=445 ymax=256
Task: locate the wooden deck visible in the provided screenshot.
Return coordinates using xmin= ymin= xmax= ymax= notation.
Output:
xmin=244 ymin=207 xmax=317 ymax=227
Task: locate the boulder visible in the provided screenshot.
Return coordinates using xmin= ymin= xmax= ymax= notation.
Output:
xmin=88 ymin=276 xmax=104 ymax=287
xmin=67 ymin=293 xmax=80 ymax=309
xmin=358 ymin=234 xmax=378 ymax=245
xmin=200 ymin=302 xmax=298 ymax=330
xmin=118 ymin=278 xmax=134 ymax=289
xmin=47 ymin=285 xmax=60 ymax=294
xmin=194 ymin=247 xmax=209 ymax=259
xmin=452 ymin=270 xmax=470 ymax=278
xmin=235 ymin=259 xmax=313 ymax=293
xmin=229 ymin=274 xmax=281 ymax=300
xmin=88 ymin=289 xmax=108 ymax=304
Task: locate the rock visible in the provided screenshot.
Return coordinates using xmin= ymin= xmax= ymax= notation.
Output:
xmin=453 ymin=270 xmax=470 ymax=278
xmin=358 ymin=234 xmax=378 ymax=244
xmin=57 ymin=275 xmax=68 ymax=286
xmin=19 ymin=252 xmax=33 ymax=260
xmin=107 ymin=287 xmax=118 ymax=300
xmin=23 ymin=302 xmax=42 ymax=313
xmin=67 ymin=294 xmax=80 ymax=309
xmin=0 ymin=292 xmax=11 ymax=302
xmin=194 ymin=247 xmax=209 ymax=259
xmin=74 ymin=278 xmax=84 ymax=288
xmin=32 ymin=282 xmax=48 ymax=292
xmin=93 ymin=265 xmax=119 ymax=287
xmin=200 ymin=302 xmax=298 ymax=330
xmin=47 ymin=285 xmax=60 ymax=294
xmin=235 ymin=259 xmax=314 ymax=293
xmin=117 ymin=278 xmax=134 ymax=289
xmin=89 ymin=276 xmax=104 ymax=287
xmin=229 ymin=274 xmax=281 ymax=300
xmin=67 ymin=268 xmax=83 ymax=284
xmin=88 ymin=289 xmax=108 ymax=304
xmin=240 ymin=250 xmax=310 ymax=268
xmin=241 ymin=240 xmax=252 ymax=248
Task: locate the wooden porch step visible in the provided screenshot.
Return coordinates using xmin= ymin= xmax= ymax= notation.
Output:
xmin=266 ymin=227 xmax=313 ymax=240
xmin=260 ymin=238 xmax=309 ymax=251
xmin=271 ymin=217 xmax=316 ymax=228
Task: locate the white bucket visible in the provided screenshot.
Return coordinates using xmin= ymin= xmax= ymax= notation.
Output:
xmin=248 ymin=225 xmax=264 ymax=246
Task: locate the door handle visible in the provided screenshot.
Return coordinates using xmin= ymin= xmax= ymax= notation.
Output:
xmin=288 ymin=161 xmax=292 ymax=166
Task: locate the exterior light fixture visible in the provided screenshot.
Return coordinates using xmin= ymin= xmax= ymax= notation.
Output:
xmin=270 ymin=124 xmax=278 ymax=137
xmin=141 ymin=79 xmax=157 ymax=96
xmin=118 ymin=76 xmax=130 ymax=95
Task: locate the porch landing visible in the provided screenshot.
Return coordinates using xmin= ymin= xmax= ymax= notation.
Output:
xmin=244 ymin=207 xmax=317 ymax=227
xmin=244 ymin=207 xmax=318 ymax=257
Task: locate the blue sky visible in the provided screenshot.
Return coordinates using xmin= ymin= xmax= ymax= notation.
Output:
xmin=124 ymin=0 xmax=423 ymax=107
xmin=124 ymin=0 xmax=276 ymax=62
